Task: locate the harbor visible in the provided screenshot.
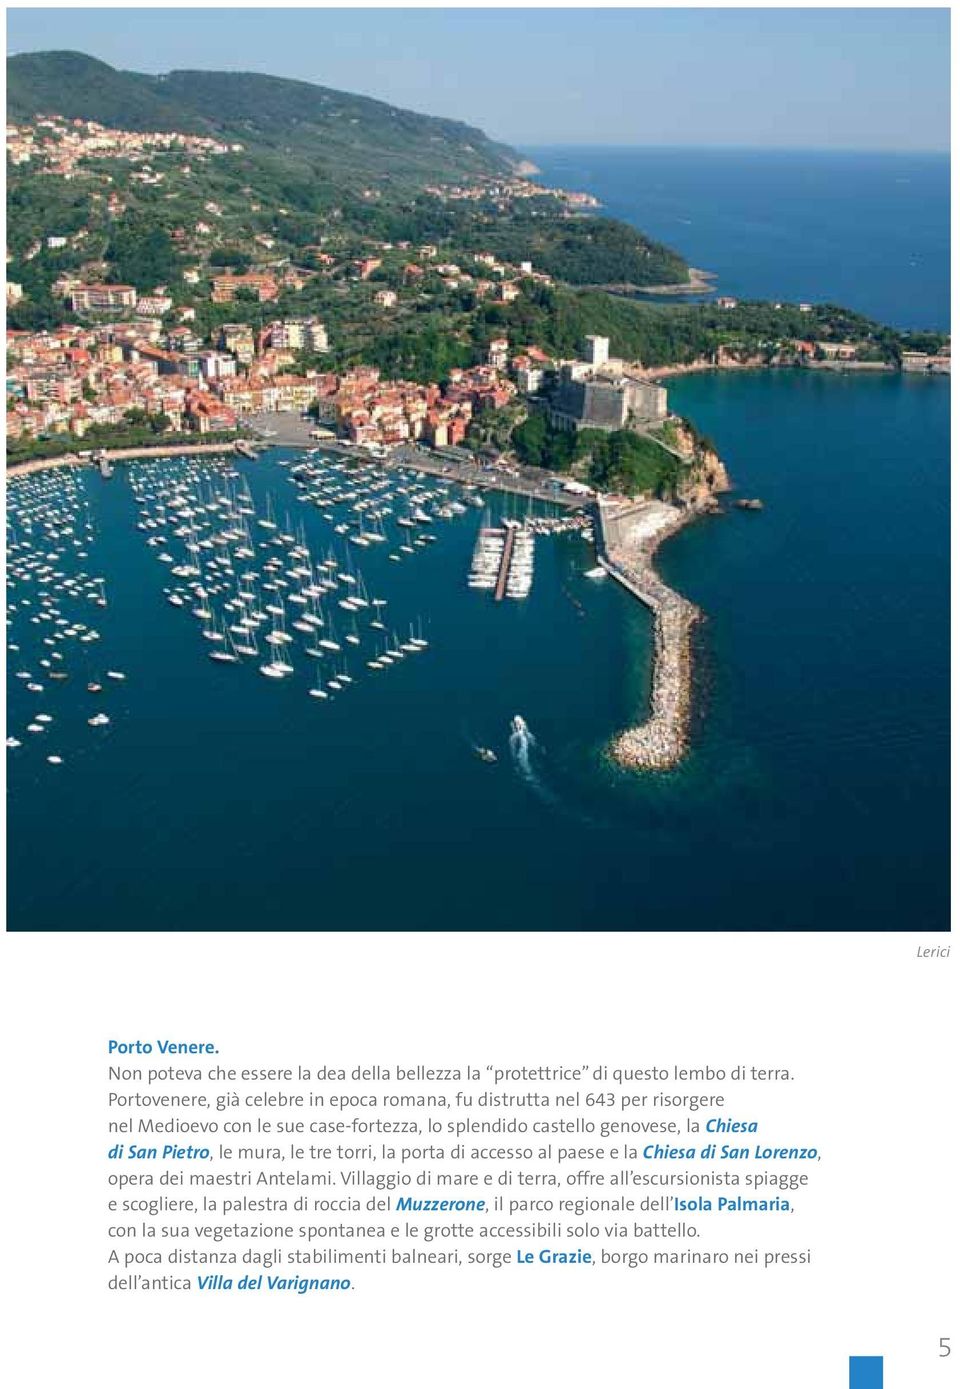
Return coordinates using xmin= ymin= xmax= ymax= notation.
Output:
xmin=7 ymin=369 xmax=950 ymax=933
xmin=247 ymin=412 xmax=587 ymax=509
xmin=7 ymin=445 xmax=509 ymax=770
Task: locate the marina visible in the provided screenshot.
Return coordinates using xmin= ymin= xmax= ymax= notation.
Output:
xmin=7 ymin=446 xmax=578 ymax=788
xmin=6 ymin=372 xmax=949 ymax=932
xmin=468 ymin=519 xmax=537 ymax=601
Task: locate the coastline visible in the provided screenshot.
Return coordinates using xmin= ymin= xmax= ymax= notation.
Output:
xmin=595 ymin=499 xmax=703 ymax=772
xmin=586 ymin=266 xmax=716 ymax=296
xmin=629 ymin=266 xmax=718 ymax=297
xmin=644 ymin=358 xmax=898 ymax=381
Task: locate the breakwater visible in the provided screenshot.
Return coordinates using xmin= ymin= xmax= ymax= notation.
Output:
xmin=596 ymin=499 xmax=702 ymax=771
xmin=7 ymin=440 xmax=239 ymax=479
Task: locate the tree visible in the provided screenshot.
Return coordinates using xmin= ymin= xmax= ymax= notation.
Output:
xmin=123 ymin=408 xmax=170 ymax=434
xmin=511 ymin=412 xmax=548 ymax=466
xmin=106 ymin=222 xmax=181 ymax=290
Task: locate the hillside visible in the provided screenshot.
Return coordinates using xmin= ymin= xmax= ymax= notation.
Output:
xmin=6 ymin=50 xmax=521 ymax=183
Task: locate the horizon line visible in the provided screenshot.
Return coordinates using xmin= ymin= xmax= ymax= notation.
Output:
xmin=513 ymin=141 xmax=950 ymax=157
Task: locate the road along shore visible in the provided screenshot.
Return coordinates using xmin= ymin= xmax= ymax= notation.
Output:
xmin=596 ymin=499 xmax=703 ymax=772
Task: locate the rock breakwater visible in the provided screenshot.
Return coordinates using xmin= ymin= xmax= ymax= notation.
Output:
xmin=597 ymin=500 xmax=702 ymax=771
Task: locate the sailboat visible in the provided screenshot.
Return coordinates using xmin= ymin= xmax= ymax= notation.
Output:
xmin=209 ymin=625 xmax=240 ymax=664
xmin=308 ymin=661 xmax=329 ymax=698
xmin=234 ymin=626 xmax=259 ymax=659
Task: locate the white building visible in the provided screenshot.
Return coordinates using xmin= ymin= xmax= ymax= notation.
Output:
xmin=487 ymin=337 xmax=510 ymax=370
xmin=516 ymin=365 xmax=544 ymax=395
xmin=199 ymin=352 xmax=237 ymax=381
xmin=584 ymin=334 xmax=610 ymax=368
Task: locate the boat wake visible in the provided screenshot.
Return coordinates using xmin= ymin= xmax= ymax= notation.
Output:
xmin=509 ymin=715 xmax=562 ymax=811
xmin=509 ymin=714 xmax=536 ymax=777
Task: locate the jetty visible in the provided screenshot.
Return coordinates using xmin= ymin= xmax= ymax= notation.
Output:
xmin=595 ymin=498 xmax=702 ymax=771
xmin=493 ymin=525 xmax=516 ymax=601
xmin=6 ymin=440 xmax=238 ymax=479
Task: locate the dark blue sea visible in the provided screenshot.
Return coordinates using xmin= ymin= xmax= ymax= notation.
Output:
xmin=7 ymin=367 xmax=949 ymax=931
xmin=528 ymin=147 xmax=950 ymax=330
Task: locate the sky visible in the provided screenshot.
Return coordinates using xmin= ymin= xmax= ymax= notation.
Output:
xmin=5 ymin=6 xmax=952 ymax=152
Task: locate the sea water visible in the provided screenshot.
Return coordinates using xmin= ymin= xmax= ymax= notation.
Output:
xmin=528 ymin=147 xmax=950 ymax=330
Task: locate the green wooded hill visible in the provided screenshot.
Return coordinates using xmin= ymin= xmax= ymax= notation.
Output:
xmin=7 ymin=50 xmax=520 ymax=183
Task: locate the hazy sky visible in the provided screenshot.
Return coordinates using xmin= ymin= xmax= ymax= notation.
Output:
xmin=6 ymin=7 xmax=952 ymax=152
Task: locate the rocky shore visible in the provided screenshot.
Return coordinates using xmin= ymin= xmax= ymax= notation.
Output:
xmin=597 ymin=500 xmax=703 ymax=771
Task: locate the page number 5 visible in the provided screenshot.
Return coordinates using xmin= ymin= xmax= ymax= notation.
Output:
xmin=940 ymin=1338 xmax=951 ymax=1358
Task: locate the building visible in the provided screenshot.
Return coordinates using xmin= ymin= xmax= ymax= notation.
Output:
xmin=211 ymin=273 xmax=279 ymax=305
xmin=129 ymin=343 xmax=201 ymax=379
xmin=487 ymin=338 xmax=510 ymax=370
xmin=273 ymin=375 xmax=319 ymax=410
xmin=583 ymin=335 xmax=610 ymax=368
xmin=303 ymin=320 xmax=329 ymax=354
xmin=199 ymin=351 xmax=238 ymax=381
xmin=219 ymin=324 xmax=256 ymax=364
xmin=516 ymin=364 xmax=545 ymax=395
xmin=69 ymin=284 xmax=137 ymax=313
xmin=901 ymin=350 xmax=951 ymax=374
xmin=136 ymin=296 xmax=173 ymax=318
xmin=817 ymin=342 xmax=858 ymax=361
xmin=265 ymin=318 xmax=328 ymax=353
xmin=187 ymin=393 xmax=237 ymax=434
xmin=550 ymin=364 xmax=668 ymax=431
xmin=716 ymin=296 xmax=739 ymax=310
xmin=373 ymin=289 xmax=398 ymax=308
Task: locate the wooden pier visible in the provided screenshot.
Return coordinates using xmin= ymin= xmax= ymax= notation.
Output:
xmin=493 ymin=526 xmax=516 ymax=602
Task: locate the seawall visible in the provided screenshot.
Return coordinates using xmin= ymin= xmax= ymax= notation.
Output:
xmin=6 ymin=441 xmax=240 ymax=479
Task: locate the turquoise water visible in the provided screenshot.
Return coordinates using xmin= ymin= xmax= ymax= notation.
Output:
xmin=7 ymin=370 xmax=949 ymax=930
xmin=528 ymin=147 xmax=950 ymax=330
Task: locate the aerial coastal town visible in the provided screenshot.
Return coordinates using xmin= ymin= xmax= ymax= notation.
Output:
xmin=5 ymin=116 xmax=596 ymax=450
xmin=5 ymin=312 xmax=672 ymax=451
xmin=6 ymin=112 xmax=949 ymax=463
xmin=4 ymin=98 xmax=951 ymax=779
